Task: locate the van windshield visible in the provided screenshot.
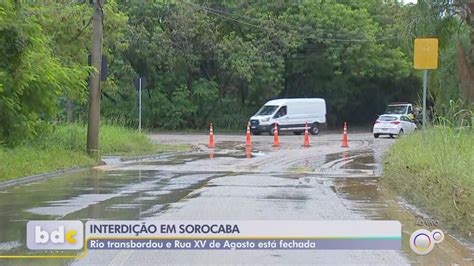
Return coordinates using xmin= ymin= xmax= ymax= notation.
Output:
xmin=256 ymin=105 xmax=278 ymax=116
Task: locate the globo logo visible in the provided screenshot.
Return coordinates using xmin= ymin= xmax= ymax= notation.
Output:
xmin=27 ymin=221 xmax=83 ymax=250
xmin=409 ymin=229 xmax=444 ymax=255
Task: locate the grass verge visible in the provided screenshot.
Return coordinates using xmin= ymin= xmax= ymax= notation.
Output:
xmin=0 ymin=124 xmax=190 ymax=181
xmin=382 ymin=127 xmax=473 ymax=237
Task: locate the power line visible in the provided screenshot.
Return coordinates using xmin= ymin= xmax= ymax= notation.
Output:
xmin=185 ymin=1 xmax=350 ymax=36
xmin=182 ymin=1 xmax=399 ymax=43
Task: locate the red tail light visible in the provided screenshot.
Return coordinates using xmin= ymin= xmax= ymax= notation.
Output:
xmin=391 ymin=121 xmax=400 ymax=125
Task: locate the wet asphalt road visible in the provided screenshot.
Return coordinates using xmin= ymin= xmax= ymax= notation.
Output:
xmin=0 ymin=132 xmax=472 ymax=265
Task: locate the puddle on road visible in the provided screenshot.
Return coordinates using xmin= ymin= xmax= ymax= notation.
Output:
xmin=140 ymin=144 xmax=265 ymax=166
xmin=1 ymin=146 xmax=471 ymax=265
xmin=335 ymin=178 xmax=473 ymax=264
xmin=0 ymin=169 xmax=225 ymax=258
xmin=217 ymin=141 xmax=273 ymax=152
xmin=288 ymin=149 xmax=381 ymax=177
xmin=293 ymin=149 xmax=474 ymax=263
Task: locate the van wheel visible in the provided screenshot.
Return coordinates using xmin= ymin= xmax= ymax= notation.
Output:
xmin=293 ymin=131 xmax=302 ymax=135
xmin=269 ymin=124 xmax=280 ymax=135
xmin=310 ymin=123 xmax=319 ymax=135
xmin=252 ymin=131 xmax=261 ymax=135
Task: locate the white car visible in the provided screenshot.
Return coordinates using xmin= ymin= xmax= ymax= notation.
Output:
xmin=373 ymin=114 xmax=417 ymax=138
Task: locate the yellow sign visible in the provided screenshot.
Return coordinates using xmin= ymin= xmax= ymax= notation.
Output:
xmin=414 ymin=38 xmax=439 ymax=69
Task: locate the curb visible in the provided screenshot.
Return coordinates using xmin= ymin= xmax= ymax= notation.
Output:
xmin=0 ymin=149 xmax=198 ymax=190
xmin=117 ymin=149 xmax=197 ymax=163
xmin=0 ymin=166 xmax=90 ymax=190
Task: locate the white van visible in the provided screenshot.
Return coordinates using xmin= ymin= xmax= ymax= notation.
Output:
xmin=249 ymin=98 xmax=327 ymax=135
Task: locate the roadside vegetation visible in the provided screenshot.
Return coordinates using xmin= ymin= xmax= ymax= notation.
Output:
xmin=1 ymin=1 xmax=472 ymax=136
xmin=383 ymin=125 xmax=473 ymax=237
xmin=0 ymin=124 xmax=189 ymax=181
xmin=1 ymin=0 xmax=473 ymax=213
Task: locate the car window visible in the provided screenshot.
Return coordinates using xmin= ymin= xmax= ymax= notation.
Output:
xmin=378 ymin=116 xmax=397 ymax=121
xmin=407 ymin=106 xmax=412 ymax=114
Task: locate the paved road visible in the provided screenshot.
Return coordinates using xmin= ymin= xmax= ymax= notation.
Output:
xmin=79 ymin=132 xmax=405 ymax=265
xmin=0 ymin=132 xmax=472 ymax=265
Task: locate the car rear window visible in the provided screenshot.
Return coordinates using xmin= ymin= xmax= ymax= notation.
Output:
xmin=378 ymin=116 xmax=397 ymax=121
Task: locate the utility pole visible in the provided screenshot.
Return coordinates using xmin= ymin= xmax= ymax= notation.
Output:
xmin=87 ymin=0 xmax=104 ymax=157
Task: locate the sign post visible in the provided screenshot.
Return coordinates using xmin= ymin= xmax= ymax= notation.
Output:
xmin=414 ymin=38 xmax=438 ymax=142
xmin=138 ymin=77 xmax=142 ymax=132
xmin=135 ymin=77 xmax=147 ymax=132
xmin=422 ymin=69 xmax=428 ymax=141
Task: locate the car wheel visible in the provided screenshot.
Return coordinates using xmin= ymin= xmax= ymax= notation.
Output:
xmin=310 ymin=123 xmax=319 ymax=135
xmin=252 ymin=131 xmax=261 ymax=135
xmin=397 ymin=129 xmax=404 ymax=138
xmin=293 ymin=131 xmax=302 ymax=135
xmin=374 ymin=134 xmax=379 ymax=138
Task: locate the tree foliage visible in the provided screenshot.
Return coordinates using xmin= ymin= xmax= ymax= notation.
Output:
xmin=397 ymin=0 xmax=472 ymax=114
xmin=0 ymin=2 xmax=88 ymax=143
xmin=105 ymin=0 xmax=415 ymax=128
xmin=1 ymin=0 xmax=470 ymax=143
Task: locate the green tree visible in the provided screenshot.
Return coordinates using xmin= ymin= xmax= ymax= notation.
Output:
xmin=0 ymin=2 xmax=88 ymax=143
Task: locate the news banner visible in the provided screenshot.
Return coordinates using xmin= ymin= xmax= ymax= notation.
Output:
xmin=27 ymin=220 xmax=402 ymax=251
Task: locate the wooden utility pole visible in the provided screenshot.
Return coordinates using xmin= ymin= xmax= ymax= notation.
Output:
xmin=87 ymin=0 xmax=104 ymax=157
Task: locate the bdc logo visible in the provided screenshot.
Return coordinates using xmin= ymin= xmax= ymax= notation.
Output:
xmin=35 ymin=225 xmax=77 ymax=244
xmin=27 ymin=221 xmax=84 ymax=250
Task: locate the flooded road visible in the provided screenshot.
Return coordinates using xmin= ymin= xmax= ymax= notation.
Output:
xmin=0 ymin=132 xmax=472 ymax=265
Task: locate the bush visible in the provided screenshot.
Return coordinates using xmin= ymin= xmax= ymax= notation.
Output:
xmin=383 ymin=128 xmax=473 ymax=236
xmin=0 ymin=123 xmax=189 ymax=181
xmin=0 ymin=145 xmax=94 ymax=181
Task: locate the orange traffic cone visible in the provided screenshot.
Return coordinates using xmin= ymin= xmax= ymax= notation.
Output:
xmin=341 ymin=122 xmax=349 ymax=148
xmin=245 ymin=145 xmax=251 ymax=159
xmin=272 ymin=123 xmax=280 ymax=147
xmin=208 ymin=122 xmax=215 ymax=148
xmin=246 ymin=122 xmax=251 ymax=146
xmin=303 ymin=122 xmax=310 ymax=147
